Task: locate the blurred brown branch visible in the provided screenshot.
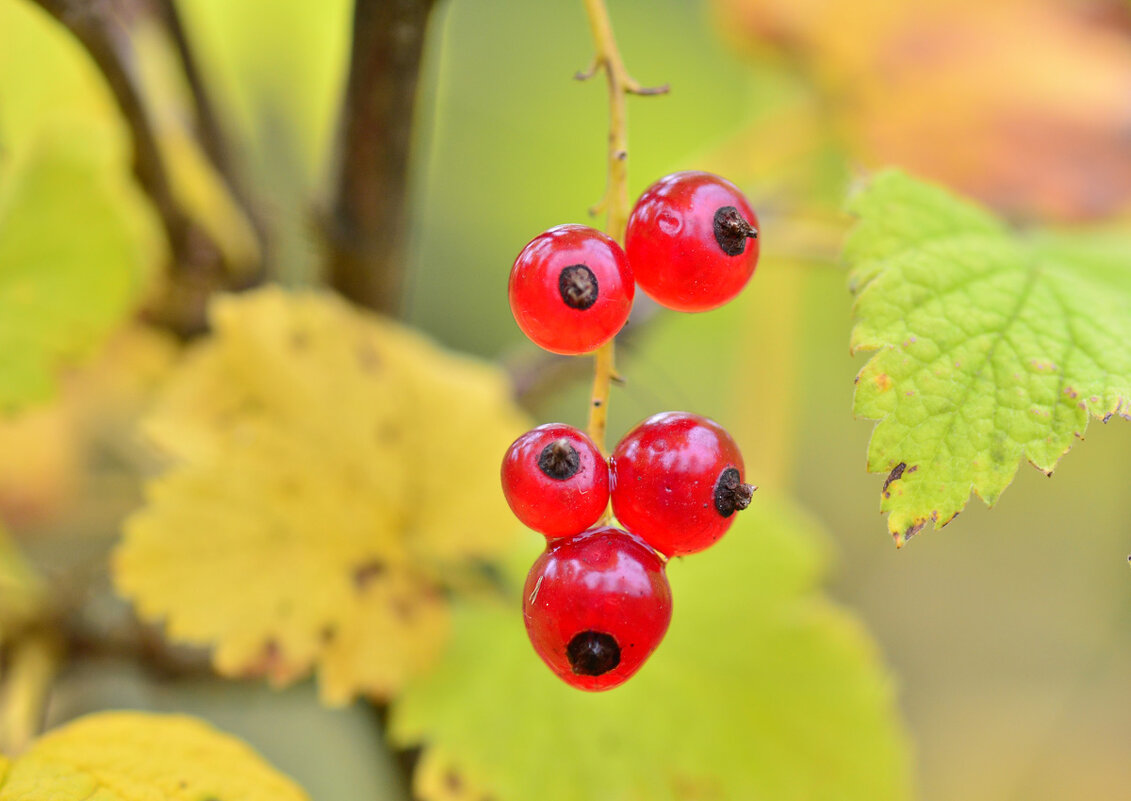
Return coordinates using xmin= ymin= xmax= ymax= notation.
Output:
xmin=31 ymin=0 xmax=186 ymax=254
xmin=326 ymin=0 xmax=437 ymax=316
xmin=156 ymin=0 xmax=262 ymax=255
xmin=155 ymin=0 xmax=230 ymax=186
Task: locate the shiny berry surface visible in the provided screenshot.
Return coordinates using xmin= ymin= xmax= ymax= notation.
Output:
xmin=523 ymin=526 xmax=672 ymax=691
xmin=501 ymin=424 xmax=610 ymax=539
xmin=610 ymin=412 xmax=755 ymax=556
xmin=625 ymin=171 xmax=759 ymax=312
xmin=509 ymin=224 xmax=634 ymax=355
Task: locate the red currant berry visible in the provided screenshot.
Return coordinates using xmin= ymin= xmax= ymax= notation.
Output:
xmin=625 ymin=171 xmax=759 ymax=312
xmin=523 ymin=526 xmax=672 ymax=691
xmin=501 ymin=424 xmax=610 ymax=539
xmin=610 ymin=412 xmax=756 ymax=557
xmin=509 ymin=224 xmax=634 ymax=355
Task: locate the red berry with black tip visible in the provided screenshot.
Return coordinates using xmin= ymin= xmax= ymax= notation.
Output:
xmin=523 ymin=526 xmax=672 ymax=691
xmin=501 ymin=424 xmax=610 ymax=539
xmin=625 ymin=171 xmax=759 ymax=312
xmin=610 ymin=412 xmax=756 ymax=556
xmin=509 ymin=224 xmax=634 ymax=354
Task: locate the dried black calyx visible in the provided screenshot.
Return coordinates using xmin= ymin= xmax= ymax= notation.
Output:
xmin=713 ymin=467 xmax=756 ymax=517
xmin=558 ymin=264 xmax=599 ymax=310
xmin=567 ymin=630 xmax=621 ymax=676
xmin=538 ymin=438 xmax=581 ymax=480
xmin=713 ymin=206 xmax=758 ymax=256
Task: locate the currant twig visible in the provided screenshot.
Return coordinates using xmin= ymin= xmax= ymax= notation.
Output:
xmin=578 ymin=0 xmax=666 ymax=454
xmin=0 ymin=632 xmax=61 ymax=754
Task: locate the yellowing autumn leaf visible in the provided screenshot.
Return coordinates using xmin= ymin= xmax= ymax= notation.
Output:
xmin=715 ymin=0 xmax=1131 ymax=222
xmin=0 ymin=711 xmax=307 ymax=800
xmin=115 ymin=287 xmax=528 ymax=704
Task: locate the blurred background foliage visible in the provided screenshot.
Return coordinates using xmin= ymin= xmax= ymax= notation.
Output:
xmin=0 ymin=0 xmax=1129 ymax=799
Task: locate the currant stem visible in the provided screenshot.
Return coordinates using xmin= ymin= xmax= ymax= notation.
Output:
xmin=579 ymin=0 xmax=665 ymax=455
xmin=0 ymin=632 xmax=60 ymax=753
xmin=588 ymin=342 xmax=616 ymax=453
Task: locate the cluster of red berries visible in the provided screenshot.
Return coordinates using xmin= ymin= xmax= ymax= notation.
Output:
xmin=503 ymin=171 xmax=760 ymax=691
xmin=509 ymin=171 xmax=760 ymax=354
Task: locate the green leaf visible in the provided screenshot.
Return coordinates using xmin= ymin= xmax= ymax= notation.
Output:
xmin=846 ymin=170 xmax=1131 ymax=544
xmin=391 ymin=500 xmax=912 ymax=801
xmin=0 ymin=0 xmax=164 ymax=412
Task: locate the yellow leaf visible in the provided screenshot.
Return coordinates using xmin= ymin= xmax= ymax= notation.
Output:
xmin=115 ymin=287 xmax=529 ymax=704
xmin=0 ymin=711 xmax=308 ymax=800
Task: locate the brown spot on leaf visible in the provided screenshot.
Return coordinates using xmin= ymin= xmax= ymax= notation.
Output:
xmin=1064 ymin=386 xmax=1079 ymax=399
xmin=276 ymin=477 xmax=302 ymax=495
xmin=445 ymin=770 xmax=463 ymax=793
xmin=900 ymin=520 xmax=927 ymax=544
xmin=353 ymin=560 xmax=387 ymax=591
xmin=1029 ymin=459 xmax=1053 ymax=477
xmin=240 ymin=639 xmax=284 ymax=678
xmin=392 ymin=596 xmax=415 ymax=622
xmin=357 ymin=341 xmax=381 ymax=373
xmin=907 ymin=465 xmax=918 ymax=473
xmin=941 ymin=511 xmax=960 ymax=526
xmin=882 ymin=462 xmax=907 ymax=496
xmin=874 ymin=373 xmax=893 ymax=391
xmin=896 ymin=510 xmax=938 ymax=547
xmin=319 ymin=624 xmax=337 ymax=644
xmin=670 ymin=773 xmax=724 ymax=800
xmin=290 ymin=329 xmax=310 ymax=351
xmin=376 ymin=422 xmax=400 ymax=444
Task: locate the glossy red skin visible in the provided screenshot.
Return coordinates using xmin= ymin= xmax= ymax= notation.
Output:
xmin=523 ymin=527 xmax=672 ymax=691
xmin=500 ymin=423 xmax=610 ymax=539
xmin=610 ymin=412 xmax=746 ymax=556
xmin=625 ymin=171 xmax=759 ymax=312
xmin=509 ymin=224 xmax=634 ymax=355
